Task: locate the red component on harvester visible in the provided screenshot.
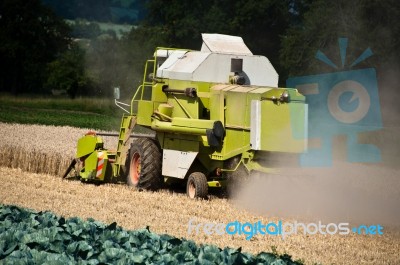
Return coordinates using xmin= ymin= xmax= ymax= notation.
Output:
xmin=96 ymin=152 xmax=105 ymax=179
xmin=85 ymin=131 xmax=97 ymax=136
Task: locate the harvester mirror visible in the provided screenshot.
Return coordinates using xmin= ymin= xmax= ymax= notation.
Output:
xmin=113 ymin=87 xmax=120 ymax=100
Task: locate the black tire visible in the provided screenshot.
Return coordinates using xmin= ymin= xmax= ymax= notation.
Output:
xmin=126 ymin=138 xmax=162 ymax=190
xmin=186 ymin=172 xmax=208 ymax=199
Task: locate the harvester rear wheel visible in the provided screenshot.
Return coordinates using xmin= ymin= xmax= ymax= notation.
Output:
xmin=186 ymin=172 xmax=208 ymax=199
xmin=127 ymin=138 xmax=162 ymax=190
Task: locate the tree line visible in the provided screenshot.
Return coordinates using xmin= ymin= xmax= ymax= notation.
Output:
xmin=0 ymin=0 xmax=398 ymax=98
xmin=41 ymin=0 xmax=147 ymax=24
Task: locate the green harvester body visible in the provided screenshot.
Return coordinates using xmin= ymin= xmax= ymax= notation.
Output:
xmin=72 ymin=34 xmax=308 ymax=198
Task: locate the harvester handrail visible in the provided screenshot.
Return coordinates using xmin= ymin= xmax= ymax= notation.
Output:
xmin=130 ymin=84 xmax=143 ymax=115
xmin=130 ymin=47 xmax=192 ymax=115
xmin=115 ymin=99 xmax=130 ymax=114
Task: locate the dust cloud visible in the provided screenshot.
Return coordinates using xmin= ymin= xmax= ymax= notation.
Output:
xmin=232 ymin=65 xmax=400 ymax=227
xmin=232 ymin=161 xmax=400 ymax=226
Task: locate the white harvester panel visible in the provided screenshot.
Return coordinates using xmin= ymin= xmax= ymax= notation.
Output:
xmin=162 ymin=149 xmax=198 ymax=179
xmin=250 ymin=100 xmax=262 ymax=150
xmin=156 ymin=33 xmax=279 ymax=87
xmin=200 ymin=33 xmax=253 ymax=55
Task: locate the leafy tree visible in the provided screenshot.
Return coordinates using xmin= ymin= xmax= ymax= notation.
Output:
xmin=41 ymin=0 xmax=76 ymax=20
xmin=45 ymin=43 xmax=93 ymax=98
xmin=42 ymin=0 xmax=111 ymax=22
xmin=86 ymin=0 xmax=304 ymax=94
xmin=70 ymin=19 xmax=102 ymax=39
xmin=140 ymin=0 xmax=297 ymax=84
xmin=42 ymin=0 xmax=145 ymax=24
xmin=119 ymin=25 xmax=170 ymax=96
xmin=84 ymin=37 xmax=130 ymax=98
xmin=0 ymin=0 xmax=71 ymax=94
xmin=280 ymin=0 xmax=400 ymax=76
xmin=279 ymin=0 xmax=400 ymax=125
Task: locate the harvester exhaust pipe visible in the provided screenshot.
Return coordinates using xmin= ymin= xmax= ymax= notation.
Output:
xmin=162 ymin=85 xmax=197 ymax=98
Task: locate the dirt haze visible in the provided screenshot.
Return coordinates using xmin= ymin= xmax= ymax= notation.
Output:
xmin=233 ymin=163 xmax=400 ymax=226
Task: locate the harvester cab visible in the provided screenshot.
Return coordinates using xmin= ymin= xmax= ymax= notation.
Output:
xmin=69 ymin=34 xmax=308 ymax=199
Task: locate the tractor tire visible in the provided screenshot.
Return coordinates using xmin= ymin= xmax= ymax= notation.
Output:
xmin=126 ymin=138 xmax=162 ymax=190
xmin=186 ymin=172 xmax=208 ymax=199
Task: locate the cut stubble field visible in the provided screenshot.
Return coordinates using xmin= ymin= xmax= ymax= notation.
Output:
xmin=0 ymin=122 xmax=399 ymax=265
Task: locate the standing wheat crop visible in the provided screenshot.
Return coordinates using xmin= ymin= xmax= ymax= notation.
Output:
xmin=0 ymin=122 xmax=117 ymax=176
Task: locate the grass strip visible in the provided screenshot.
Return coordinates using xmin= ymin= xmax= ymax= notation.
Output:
xmin=0 ymin=95 xmax=123 ymax=130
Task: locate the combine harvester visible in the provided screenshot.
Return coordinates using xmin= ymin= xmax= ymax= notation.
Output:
xmin=64 ymin=34 xmax=308 ymax=199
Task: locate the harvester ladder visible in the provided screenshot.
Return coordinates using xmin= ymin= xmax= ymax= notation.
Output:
xmin=115 ymin=115 xmax=136 ymax=176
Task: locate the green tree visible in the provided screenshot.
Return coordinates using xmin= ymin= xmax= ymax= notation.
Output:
xmin=280 ymin=0 xmax=400 ymax=76
xmin=120 ymin=25 xmax=170 ymax=96
xmin=0 ymin=0 xmax=71 ymax=94
xmin=139 ymin=0 xmax=298 ymax=85
xmin=279 ymin=0 xmax=400 ymax=125
xmin=81 ymin=24 xmax=171 ymax=99
xmin=45 ymin=43 xmax=93 ymax=98
xmin=145 ymin=0 xmax=292 ymax=48
xmin=43 ymin=0 xmax=144 ymax=23
xmin=71 ymin=19 xmax=102 ymax=39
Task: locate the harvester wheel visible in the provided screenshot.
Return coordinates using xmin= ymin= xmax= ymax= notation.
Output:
xmin=127 ymin=138 xmax=162 ymax=190
xmin=186 ymin=172 xmax=208 ymax=199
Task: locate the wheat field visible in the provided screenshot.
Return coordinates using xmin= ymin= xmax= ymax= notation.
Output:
xmin=0 ymin=123 xmax=117 ymax=176
xmin=0 ymin=122 xmax=399 ymax=265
